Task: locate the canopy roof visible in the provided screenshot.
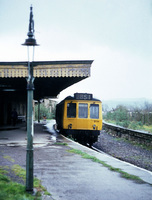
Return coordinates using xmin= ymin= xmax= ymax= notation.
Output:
xmin=0 ymin=60 xmax=93 ymax=100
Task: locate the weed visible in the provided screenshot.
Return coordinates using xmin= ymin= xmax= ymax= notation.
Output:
xmin=0 ymin=173 xmax=10 ymax=182
xmin=0 ymin=172 xmax=34 ymax=200
xmin=3 ymin=155 xmax=15 ymax=163
xmin=12 ymin=164 xmax=26 ymax=182
xmin=11 ymin=164 xmax=50 ymax=194
xmin=68 ymin=148 xmax=145 ymax=184
xmin=0 ymin=166 xmax=9 ymax=175
xmin=114 ymin=137 xmax=152 ymax=150
xmin=55 ymin=142 xmax=68 ymax=146
xmin=44 ymin=191 xmax=51 ymax=195
xmin=0 ymin=162 xmax=51 ymax=199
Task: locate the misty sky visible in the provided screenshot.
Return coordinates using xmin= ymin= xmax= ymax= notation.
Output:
xmin=0 ymin=0 xmax=152 ymax=101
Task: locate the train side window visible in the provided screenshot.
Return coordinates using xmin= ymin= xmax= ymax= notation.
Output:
xmin=90 ymin=104 xmax=99 ymax=119
xmin=67 ymin=103 xmax=76 ymax=118
xmin=79 ymin=103 xmax=88 ymax=118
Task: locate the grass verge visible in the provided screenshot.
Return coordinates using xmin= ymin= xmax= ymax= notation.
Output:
xmin=0 ymin=172 xmax=35 ymax=200
xmin=11 ymin=164 xmax=51 ymax=196
xmin=0 ymin=156 xmax=52 ymax=199
xmin=68 ymin=148 xmax=146 ymax=184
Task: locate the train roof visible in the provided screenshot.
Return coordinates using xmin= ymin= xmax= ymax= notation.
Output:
xmin=57 ymin=93 xmax=101 ymax=105
xmin=64 ymin=96 xmax=101 ymax=101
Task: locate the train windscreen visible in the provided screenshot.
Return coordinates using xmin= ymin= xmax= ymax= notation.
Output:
xmin=67 ymin=103 xmax=76 ymax=118
xmin=90 ymin=104 xmax=99 ymax=119
xmin=79 ymin=103 xmax=88 ymax=118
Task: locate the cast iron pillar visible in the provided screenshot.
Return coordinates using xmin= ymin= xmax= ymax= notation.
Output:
xmin=22 ymin=5 xmax=39 ymax=192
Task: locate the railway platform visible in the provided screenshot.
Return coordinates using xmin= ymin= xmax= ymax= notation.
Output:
xmin=0 ymin=121 xmax=152 ymax=200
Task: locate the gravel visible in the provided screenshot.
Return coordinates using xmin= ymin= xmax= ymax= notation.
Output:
xmin=93 ymin=130 xmax=152 ymax=172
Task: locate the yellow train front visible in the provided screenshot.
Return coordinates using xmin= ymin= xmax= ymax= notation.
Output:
xmin=56 ymin=93 xmax=102 ymax=146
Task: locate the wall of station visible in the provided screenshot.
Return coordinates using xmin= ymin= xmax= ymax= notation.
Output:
xmin=0 ymin=92 xmax=26 ymax=126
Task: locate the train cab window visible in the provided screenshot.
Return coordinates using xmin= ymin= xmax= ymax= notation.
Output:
xmin=79 ymin=103 xmax=88 ymax=118
xmin=67 ymin=103 xmax=76 ymax=118
xmin=90 ymin=104 xmax=99 ymax=119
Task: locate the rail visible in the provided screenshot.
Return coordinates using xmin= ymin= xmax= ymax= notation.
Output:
xmin=102 ymin=121 xmax=152 ymax=146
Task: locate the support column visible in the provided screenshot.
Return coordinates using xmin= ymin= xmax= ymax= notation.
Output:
xmin=38 ymin=100 xmax=40 ymax=123
xmin=26 ymin=62 xmax=34 ymax=192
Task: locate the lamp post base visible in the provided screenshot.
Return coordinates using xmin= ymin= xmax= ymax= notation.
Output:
xmin=26 ymin=149 xmax=34 ymax=191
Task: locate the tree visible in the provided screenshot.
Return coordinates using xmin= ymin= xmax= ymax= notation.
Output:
xmin=103 ymin=102 xmax=152 ymax=130
xmin=104 ymin=105 xmax=129 ymax=127
xmin=35 ymin=104 xmax=53 ymax=120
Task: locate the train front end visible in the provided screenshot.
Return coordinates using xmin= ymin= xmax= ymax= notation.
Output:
xmin=62 ymin=93 xmax=102 ymax=145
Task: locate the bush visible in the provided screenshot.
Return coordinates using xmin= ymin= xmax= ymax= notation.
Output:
xmin=103 ymin=103 xmax=152 ymax=132
xmin=104 ymin=105 xmax=129 ymax=127
xmin=128 ymin=121 xmax=143 ymax=130
xmin=35 ymin=104 xmax=54 ymax=120
xmin=116 ymin=120 xmax=130 ymax=128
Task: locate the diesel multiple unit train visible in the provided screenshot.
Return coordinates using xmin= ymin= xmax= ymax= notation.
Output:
xmin=56 ymin=93 xmax=102 ymax=146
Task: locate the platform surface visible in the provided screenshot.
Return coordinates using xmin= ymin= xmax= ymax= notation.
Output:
xmin=0 ymin=121 xmax=152 ymax=200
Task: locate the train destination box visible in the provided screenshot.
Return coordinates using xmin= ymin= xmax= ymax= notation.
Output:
xmin=74 ymin=93 xmax=93 ymax=100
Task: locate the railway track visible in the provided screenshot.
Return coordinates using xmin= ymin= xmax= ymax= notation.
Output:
xmin=103 ymin=121 xmax=152 ymax=147
xmin=92 ymin=131 xmax=152 ymax=172
xmin=53 ymin=124 xmax=152 ymax=172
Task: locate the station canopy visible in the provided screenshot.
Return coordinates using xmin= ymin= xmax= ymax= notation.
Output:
xmin=0 ymin=60 xmax=93 ymax=100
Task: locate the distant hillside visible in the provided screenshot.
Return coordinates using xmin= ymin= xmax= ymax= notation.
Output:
xmin=102 ymin=98 xmax=152 ymax=111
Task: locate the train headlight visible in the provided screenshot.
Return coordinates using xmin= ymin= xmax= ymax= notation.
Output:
xmin=68 ymin=124 xmax=72 ymax=129
xmin=93 ymin=124 xmax=96 ymax=130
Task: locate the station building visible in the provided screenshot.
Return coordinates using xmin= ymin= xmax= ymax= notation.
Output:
xmin=0 ymin=60 xmax=93 ymax=126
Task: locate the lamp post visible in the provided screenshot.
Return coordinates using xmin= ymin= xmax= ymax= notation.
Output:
xmin=22 ymin=5 xmax=39 ymax=192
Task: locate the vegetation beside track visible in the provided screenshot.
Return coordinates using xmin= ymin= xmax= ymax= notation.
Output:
xmin=103 ymin=105 xmax=152 ymax=133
